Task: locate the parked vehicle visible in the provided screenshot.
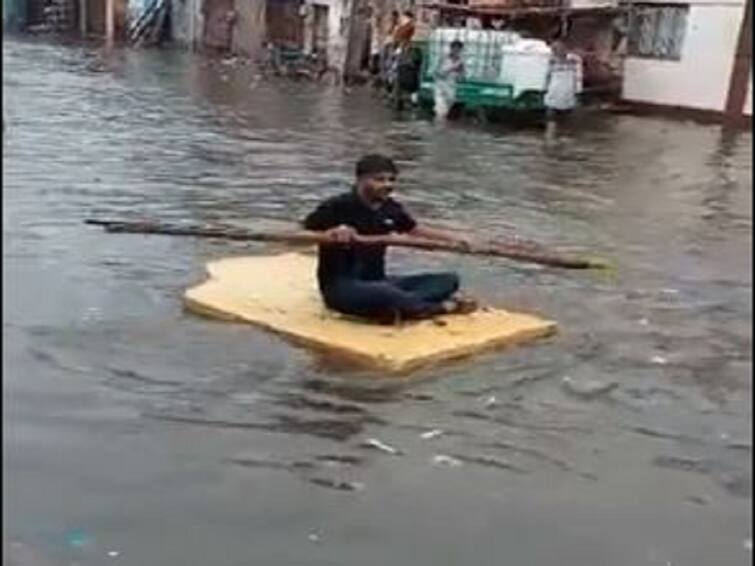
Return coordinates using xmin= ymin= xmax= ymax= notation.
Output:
xmin=417 ymin=28 xmax=553 ymax=113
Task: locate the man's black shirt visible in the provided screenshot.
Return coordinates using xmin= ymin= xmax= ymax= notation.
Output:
xmin=303 ymin=190 xmax=417 ymax=288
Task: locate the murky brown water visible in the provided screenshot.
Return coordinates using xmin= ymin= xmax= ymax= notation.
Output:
xmin=3 ymin=38 xmax=752 ymax=566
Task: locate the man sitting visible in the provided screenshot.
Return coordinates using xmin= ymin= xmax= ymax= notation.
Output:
xmin=303 ymin=154 xmax=477 ymax=323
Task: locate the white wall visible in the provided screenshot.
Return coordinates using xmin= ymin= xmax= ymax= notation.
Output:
xmin=622 ymin=2 xmax=745 ymax=112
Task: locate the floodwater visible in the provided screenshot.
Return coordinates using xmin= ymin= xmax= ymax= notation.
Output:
xmin=3 ymin=38 xmax=752 ymax=566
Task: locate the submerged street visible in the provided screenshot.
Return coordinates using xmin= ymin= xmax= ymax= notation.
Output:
xmin=3 ymin=38 xmax=752 ymax=566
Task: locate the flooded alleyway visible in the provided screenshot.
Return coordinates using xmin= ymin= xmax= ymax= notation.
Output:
xmin=3 ymin=38 xmax=752 ymax=566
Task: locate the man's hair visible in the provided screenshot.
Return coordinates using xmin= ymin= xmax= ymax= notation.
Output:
xmin=450 ymin=39 xmax=464 ymax=50
xmin=356 ymin=154 xmax=398 ymax=178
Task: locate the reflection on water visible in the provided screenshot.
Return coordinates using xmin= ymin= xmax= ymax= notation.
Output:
xmin=4 ymin=38 xmax=752 ymax=566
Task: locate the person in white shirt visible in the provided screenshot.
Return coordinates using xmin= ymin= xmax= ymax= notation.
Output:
xmin=434 ymin=40 xmax=465 ymax=120
xmin=544 ymin=40 xmax=583 ymax=139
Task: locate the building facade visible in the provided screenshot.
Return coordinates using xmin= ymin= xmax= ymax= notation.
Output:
xmin=621 ymin=0 xmax=752 ymax=118
xmin=179 ymin=0 xmax=352 ymax=73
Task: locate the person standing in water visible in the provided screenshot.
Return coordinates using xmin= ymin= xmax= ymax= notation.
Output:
xmin=544 ymin=39 xmax=583 ymax=139
xmin=382 ymin=10 xmax=400 ymax=74
xmin=434 ymin=40 xmax=465 ymax=120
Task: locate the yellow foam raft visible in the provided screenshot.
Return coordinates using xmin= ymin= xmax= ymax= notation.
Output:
xmin=184 ymin=253 xmax=557 ymax=373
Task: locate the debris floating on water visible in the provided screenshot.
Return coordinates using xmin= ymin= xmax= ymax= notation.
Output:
xmin=107 ymin=550 xmax=121 ymax=558
xmin=315 ymin=454 xmax=364 ymax=466
xmin=483 ymin=396 xmax=498 ymax=408
xmin=743 ymin=538 xmax=752 ymax=551
xmin=452 ymin=454 xmax=527 ymax=473
xmin=432 ymin=454 xmax=463 ymax=467
xmin=420 ymin=429 xmax=444 ymax=440
xmin=362 ymin=438 xmax=400 ymax=455
xmin=579 ymin=471 xmax=599 ymax=482
xmin=651 ymin=355 xmax=668 ymax=365
xmin=308 ymin=533 xmax=321 ymax=543
xmin=308 ymin=477 xmax=365 ymax=492
xmin=685 ymin=495 xmax=710 ymax=506
xmin=561 ymin=376 xmax=619 ymax=399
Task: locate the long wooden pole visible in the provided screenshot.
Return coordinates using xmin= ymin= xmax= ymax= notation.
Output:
xmin=84 ymin=219 xmax=608 ymax=270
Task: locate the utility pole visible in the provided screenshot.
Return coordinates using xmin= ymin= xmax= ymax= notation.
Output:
xmin=724 ymin=0 xmax=751 ymax=121
xmin=79 ymin=0 xmax=87 ymax=38
xmin=105 ymin=0 xmax=115 ymax=49
xmin=188 ymin=0 xmax=196 ymax=51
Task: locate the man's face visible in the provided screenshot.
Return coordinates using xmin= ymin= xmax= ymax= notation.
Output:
xmin=359 ymin=171 xmax=397 ymax=205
